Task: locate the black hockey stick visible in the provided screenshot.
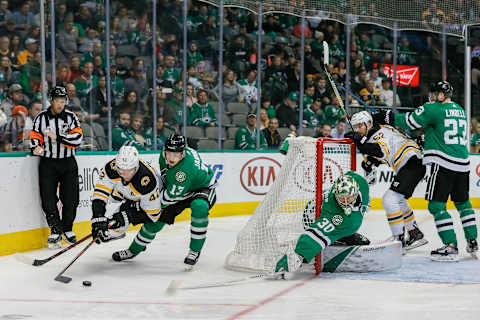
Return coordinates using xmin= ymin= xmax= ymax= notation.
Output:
xmin=15 ymin=234 xmax=92 ymax=266
xmin=322 ymin=41 xmax=355 ymax=132
xmin=54 ymin=237 xmax=98 ymax=283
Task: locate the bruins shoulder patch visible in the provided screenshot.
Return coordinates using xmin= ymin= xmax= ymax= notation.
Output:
xmin=130 ymin=162 xmax=157 ymax=195
xmin=104 ymin=159 xmax=120 ymax=180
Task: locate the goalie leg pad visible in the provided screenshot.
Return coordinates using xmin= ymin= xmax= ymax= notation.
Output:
xmin=382 ymin=190 xmax=405 ymax=236
xmin=428 ymin=201 xmax=457 ymax=245
xmin=454 ymin=200 xmax=478 ymax=241
xmin=189 ymin=199 xmax=210 ymax=253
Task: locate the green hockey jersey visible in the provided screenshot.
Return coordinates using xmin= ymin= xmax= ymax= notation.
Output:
xmin=112 ymin=125 xmax=145 ymax=151
xmin=235 ymin=125 xmax=267 ymax=150
xmin=158 ymin=148 xmax=216 ymax=207
xmin=394 ymin=101 xmax=469 ymax=172
xmin=295 ymin=171 xmax=370 ymax=263
xmin=189 ymin=102 xmax=217 ymax=127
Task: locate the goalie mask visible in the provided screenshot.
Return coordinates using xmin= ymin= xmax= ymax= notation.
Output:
xmin=333 ymin=174 xmax=359 ymax=214
xmin=351 ymin=111 xmax=373 ymax=136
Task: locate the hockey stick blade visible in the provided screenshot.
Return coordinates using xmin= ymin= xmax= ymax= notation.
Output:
xmin=13 ymin=253 xmax=35 ymax=265
xmin=54 ymin=275 xmax=72 ymax=283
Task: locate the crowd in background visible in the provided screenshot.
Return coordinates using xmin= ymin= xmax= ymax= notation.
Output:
xmin=0 ymin=0 xmax=479 ymax=152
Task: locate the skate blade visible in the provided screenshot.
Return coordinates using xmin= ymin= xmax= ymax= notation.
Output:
xmin=430 ymin=255 xmax=459 ymax=262
xmin=405 ymin=239 xmax=428 ymax=251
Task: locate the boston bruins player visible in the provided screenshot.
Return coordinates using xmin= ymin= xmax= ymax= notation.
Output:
xmin=90 ymin=146 xmax=162 ymax=257
xmin=113 ymin=134 xmax=217 ymax=269
xmin=374 ymin=81 xmax=478 ymax=261
xmin=345 ymin=111 xmax=428 ymax=251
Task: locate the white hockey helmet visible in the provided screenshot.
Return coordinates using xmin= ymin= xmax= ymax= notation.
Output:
xmin=351 ymin=111 xmax=373 ymax=128
xmin=333 ymin=174 xmax=359 ymax=212
xmin=115 ymin=146 xmax=139 ymax=171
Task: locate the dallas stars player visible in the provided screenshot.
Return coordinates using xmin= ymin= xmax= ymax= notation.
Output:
xmin=112 ymin=134 xmax=217 ymax=268
xmin=345 ymin=111 xmax=427 ymax=251
xmin=275 ymin=172 xmax=370 ymax=277
xmin=91 ymin=146 xmax=162 ymax=252
xmin=374 ymin=81 xmax=478 ymax=261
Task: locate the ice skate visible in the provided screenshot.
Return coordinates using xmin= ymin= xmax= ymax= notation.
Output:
xmin=466 ymin=239 xmax=478 ymax=259
xmin=431 ymin=243 xmax=458 ymax=262
xmin=47 ymin=233 xmax=62 ymax=249
xmin=404 ymin=225 xmax=428 ymax=251
xmin=184 ymin=250 xmax=200 ymax=271
xmin=112 ymin=249 xmax=135 ymax=262
xmin=63 ymin=231 xmax=77 ymax=245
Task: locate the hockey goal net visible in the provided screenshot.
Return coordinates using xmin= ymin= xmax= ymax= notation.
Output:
xmin=225 ymin=137 xmax=356 ymax=274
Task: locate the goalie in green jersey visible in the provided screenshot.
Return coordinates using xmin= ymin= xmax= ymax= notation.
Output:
xmin=374 ymin=81 xmax=478 ymax=261
xmin=275 ymin=171 xmax=370 ymax=277
xmin=112 ymin=134 xmax=218 ymax=269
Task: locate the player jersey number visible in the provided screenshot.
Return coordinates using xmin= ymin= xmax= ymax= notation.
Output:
xmin=315 ymin=217 xmax=335 ymax=233
xmin=170 ymin=184 xmax=185 ymax=196
xmin=444 ymin=119 xmax=467 ymax=146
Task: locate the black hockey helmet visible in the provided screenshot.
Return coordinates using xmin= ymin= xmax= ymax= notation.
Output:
xmin=431 ymin=81 xmax=453 ymax=98
xmin=49 ymin=85 xmax=69 ymax=100
xmin=165 ymin=134 xmax=186 ymax=152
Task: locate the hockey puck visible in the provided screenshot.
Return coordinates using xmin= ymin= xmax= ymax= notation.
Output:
xmin=82 ymin=280 xmax=92 ymax=287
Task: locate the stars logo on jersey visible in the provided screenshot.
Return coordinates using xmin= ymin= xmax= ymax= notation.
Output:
xmin=176 ymin=171 xmax=186 ymax=182
xmin=141 ymin=176 xmax=150 ymax=186
xmin=332 ymin=215 xmax=343 ymax=226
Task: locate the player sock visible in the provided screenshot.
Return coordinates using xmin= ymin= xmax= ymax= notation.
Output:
xmin=428 ymin=201 xmax=457 ymax=245
xmin=189 ymin=199 xmax=209 ymax=252
xmin=454 ymin=200 xmax=478 ymax=241
xmin=129 ymin=221 xmax=165 ymax=255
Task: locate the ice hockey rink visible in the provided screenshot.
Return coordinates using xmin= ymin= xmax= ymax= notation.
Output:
xmin=1 ymin=210 xmax=479 ymax=320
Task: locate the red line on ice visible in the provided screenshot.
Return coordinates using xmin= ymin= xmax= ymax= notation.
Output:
xmin=227 ymin=275 xmax=317 ymax=320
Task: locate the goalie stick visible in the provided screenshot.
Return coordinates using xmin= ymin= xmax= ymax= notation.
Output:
xmin=322 ymin=41 xmax=354 ymax=131
xmin=166 ymin=272 xmax=285 ymax=295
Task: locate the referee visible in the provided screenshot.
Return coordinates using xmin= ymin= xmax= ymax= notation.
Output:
xmin=29 ymin=86 xmax=83 ymax=249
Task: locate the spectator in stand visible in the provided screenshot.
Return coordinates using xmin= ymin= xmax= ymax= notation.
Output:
xmin=18 ymin=50 xmax=41 ymax=97
xmin=314 ymin=77 xmax=332 ymax=105
xmin=116 ymin=6 xmax=132 ymax=33
xmin=111 ymin=110 xmax=143 ymax=150
xmin=11 ymin=2 xmax=35 ymax=31
xmin=190 ymin=89 xmax=216 ymax=127
xmin=259 ymin=108 xmax=269 ymax=130
xmin=303 ymin=98 xmax=322 ymax=129
xmin=235 ymin=113 xmax=267 ymax=150
xmin=69 ymin=56 xmax=82 ymax=82
xmin=86 ymin=74 xmax=109 ymax=124
xmin=215 ymin=69 xmax=240 ymax=108
xmin=330 ymin=119 xmax=347 ymax=139
xmin=130 ymin=113 xmax=147 ymax=148
xmin=0 ymin=56 xmax=13 ymax=84
xmin=28 ymin=100 xmax=42 ymax=122
xmin=359 ymin=79 xmax=383 ymax=106
xmin=54 ymin=1 xmax=68 ymax=27
xmin=263 ymin=15 xmax=282 ymax=36
xmin=162 ymin=55 xmax=181 ymax=87
xmin=323 ymin=95 xmax=343 ymax=127
xmin=262 ymin=99 xmax=276 ymax=119
xmin=303 ymin=84 xmax=316 ymax=108
xmin=315 ymin=123 xmax=333 ymax=138
xmin=185 ymin=83 xmax=197 ymax=108
xmin=187 ymin=42 xmax=204 ymax=67
xmin=0 ymin=18 xmax=15 ymax=38
xmin=286 ymin=60 xmax=301 ymax=93
xmin=65 ymin=83 xmax=81 ymax=110
xmin=352 ymin=68 xmax=368 ymax=95
xmin=265 ymin=55 xmax=288 ymax=105
xmin=16 ymin=38 xmax=37 ymax=67
xmin=120 ymin=90 xmax=145 ymax=116
xmin=197 ymin=15 xmax=217 ymax=40
xmin=0 ymin=0 xmax=12 ymax=28
xmin=237 ymin=70 xmax=257 ymax=107
xmin=143 ymin=115 xmax=174 ymax=150
xmin=73 ymin=61 xmax=98 ymax=100
xmin=149 ymin=86 xmax=175 ymax=126
xmin=108 ymin=64 xmax=125 ymax=107
xmin=262 ymin=117 xmax=281 ymax=149
xmin=58 ymin=15 xmax=82 ymax=60
xmin=56 ymin=64 xmax=71 ymax=87
xmin=378 ymin=78 xmax=401 ymax=108
xmin=277 ymin=91 xmax=299 ymax=131
xmin=75 ymin=4 xmax=96 ymax=30
xmin=1 ymin=83 xmax=25 ymax=116
xmin=167 ymin=86 xmax=186 ymax=128
xmin=470 ymin=121 xmax=480 ymax=153
xmin=0 ymin=36 xmax=15 ymax=65
xmin=0 ymin=71 xmax=6 ymax=102
xmin=124 ymin=65 xmax=149 ymax=107
xmin=328 ymin=34 xmax=345 ymax=65
xmin=226 ymin=35 xmax=251 ymax=78
xmin=369 ymin=68 xmax=383 ymax=90
xmin=293 ymin=18 xmax=312 ymax=38
xmin=0 ymin=104 xmax=29 ymax=151
xmin=109 ymin=16 xmax=128 ymax=47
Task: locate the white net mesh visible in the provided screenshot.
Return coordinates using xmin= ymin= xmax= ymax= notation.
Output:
xmin=225 ymin=137 xmax=354 ymax=273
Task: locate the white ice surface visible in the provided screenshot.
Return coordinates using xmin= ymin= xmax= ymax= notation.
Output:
xmin=0 ymin=210 xmax=479 ymax=320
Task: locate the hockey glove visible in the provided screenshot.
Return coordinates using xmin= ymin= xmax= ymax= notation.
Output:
xmin=372 ymin=110 xmax=394 ymax=125
xmin=274 ymin=252 xmax=303 ymax=279
xmin=361 ymin=157 xmax=379 ymax=185
xmin=119 ymin=201 xmax=152 ymax=225
xmin=109 ymin=210 xmax=130 ymax=231
xmin=91 ymin=217 xmax=112 ymax=244
xmin=345 ymin=131 xmax=368 ymax=146
xmin=415 ymin=134 xmax=425 ymax=148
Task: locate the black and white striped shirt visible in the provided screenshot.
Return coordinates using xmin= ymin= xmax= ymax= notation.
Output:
xmin=30 ymin=108 xmax=83 ymax=158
